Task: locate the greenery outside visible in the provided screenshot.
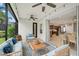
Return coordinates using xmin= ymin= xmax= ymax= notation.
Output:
xmin=0 ymin=10 xmax=6 ymax=44
xmin=0 ymin=11 xmax=5 ymax=24
xmin=7 ymin=24 xmax=16 ymax=38
xmin=0 ymin=4 xmax=16 ymax=45
xmin=0 ymin=38 xmax=5 ymax=44
xmin=0 ymin=31 xmax=5 ymax=44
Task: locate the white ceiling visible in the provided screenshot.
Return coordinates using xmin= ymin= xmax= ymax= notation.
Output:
xmin=11 ymin=3 xmax=78 ymax=21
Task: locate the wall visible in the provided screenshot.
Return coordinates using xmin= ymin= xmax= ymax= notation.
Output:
xmin=37 ymin=19 xmax=49 ymax=42
xmin=18 ymin=19 xmax=33 ymax=42
xmin=50 ymin=18 xmax=74 ymax=26
xmin=37 ymin=19 xmax=46 ymax=42
xmin=45 ymin=20 xmax=50 ymax=42
xmin=38 ymin=20 xmax=45 ymax=41
xmin=18 ymin=18 xmax=48 ymax=42
xmin=65 ymin=23 xmax=74 ymax=33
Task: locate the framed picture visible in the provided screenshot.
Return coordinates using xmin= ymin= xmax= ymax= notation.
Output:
xmin=40 ymin=24 xmax=42 ymax=34
xmin=61 ymin=25 xmax=66 ymax=33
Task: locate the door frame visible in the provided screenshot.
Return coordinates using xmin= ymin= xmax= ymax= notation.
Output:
xmin=33 ymin=22 xmax=37 ymax=38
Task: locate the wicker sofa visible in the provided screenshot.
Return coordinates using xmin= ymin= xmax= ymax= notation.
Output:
xmin=0 ymin=38 xmax=23 ymax=56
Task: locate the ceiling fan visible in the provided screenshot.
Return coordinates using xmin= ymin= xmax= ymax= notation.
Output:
xmin=29 ymin=15 xmax=38 ymax=21
xmin=32 ymin=3 xmax=56 ymax=12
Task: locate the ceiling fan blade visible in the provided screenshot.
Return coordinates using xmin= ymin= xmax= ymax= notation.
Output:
xmin=42 ymin=6 xmax=45 ymax=12
xmin=31 ymin=16 xmax=35 ymax=21
xmin=32 ymin=3 xmax=42 ymax=7
xmin=47 ymin=3 xmax=56 ymax=8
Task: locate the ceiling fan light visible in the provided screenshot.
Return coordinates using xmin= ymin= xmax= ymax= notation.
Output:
xmin=42 ymin=6 xmax=45 ymax=12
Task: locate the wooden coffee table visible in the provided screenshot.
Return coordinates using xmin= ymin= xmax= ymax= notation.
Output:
xmin=29 ymin=42 xmax=47 ymax=55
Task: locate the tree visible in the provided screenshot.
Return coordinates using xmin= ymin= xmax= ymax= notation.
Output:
xmin=7 ymin=24 xmax=16 ymax=38
xmin=0 ymin=11 xmax=5 ymax=24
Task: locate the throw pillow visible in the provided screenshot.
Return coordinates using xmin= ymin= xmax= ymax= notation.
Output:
xmin=12 ymin=38 xmax=17 ymax=45
xmin=3 ymin=43 xmax=13 ymax=54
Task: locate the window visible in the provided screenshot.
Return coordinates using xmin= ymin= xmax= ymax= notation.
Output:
xmin=0 ymin=3 xmax=18 ymax=44
xmin=7 ymin=4 xmax=18 ymax=39
xmin=7 ymin=10 xmax=18 ymax=38
xmin=0 ymin=3 xmax=6 ymax=44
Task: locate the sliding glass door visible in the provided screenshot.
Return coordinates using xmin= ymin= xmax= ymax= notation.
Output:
xmin=0 ymin=3 xmax=6 ymax=44
xmin=0 ymin=3 xmax=18 ymax=44
xmin=7 ymin=4 xmax=18 ymax=39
